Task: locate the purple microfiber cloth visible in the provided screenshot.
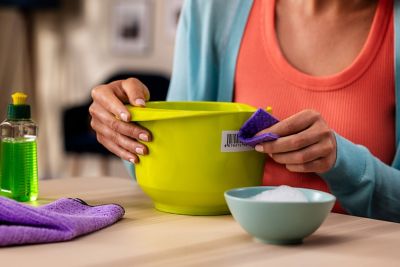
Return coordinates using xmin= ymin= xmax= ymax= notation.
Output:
xmin=0 ymin=196 xmax=125 ymax=247
xmin=238 ymin=108 xmax=280 ymax=147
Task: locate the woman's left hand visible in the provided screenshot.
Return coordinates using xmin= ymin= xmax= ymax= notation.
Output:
xmin=254 ymin=109 xmax=337 ymax=174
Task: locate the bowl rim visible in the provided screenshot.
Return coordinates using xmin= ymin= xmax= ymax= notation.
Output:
xmin=127 ymin=101 xmax=258 ymax=122
xmin=224 ymin=186 xmax=336 ymax=204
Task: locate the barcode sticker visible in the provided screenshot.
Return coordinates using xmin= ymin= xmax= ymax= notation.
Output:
xmin=221 ymin=131 xmax=254 ymax=152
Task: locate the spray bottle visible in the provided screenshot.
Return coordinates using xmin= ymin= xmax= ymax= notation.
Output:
xmin=0 ymin=92 xmax=38 ymax=201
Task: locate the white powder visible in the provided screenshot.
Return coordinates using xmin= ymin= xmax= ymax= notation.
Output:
xmin=250 ymin=185 xmax=308 ymax=202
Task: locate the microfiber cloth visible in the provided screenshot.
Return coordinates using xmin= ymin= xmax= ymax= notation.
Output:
xmin=0 ymin=196 xmax=125 ymax=247
xmin=238 ymin=108 xmax=280 ymax=147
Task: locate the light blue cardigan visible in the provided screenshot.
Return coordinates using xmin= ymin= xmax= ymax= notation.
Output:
xmin=164 ymin=0 xmax=400 ymax=222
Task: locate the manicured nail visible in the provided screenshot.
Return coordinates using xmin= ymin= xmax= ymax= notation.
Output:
xmin=129 ymin=158 xmax=137 ymax=164
xmin=135 ymin=147 xmax=144 ymax=155
xmin=255 ymin=145 xmax=264 ymax=152
xmin=120 ymin=112 xmax=129 ymax=122
xmin=135 ymin=99 xmax=146 ymax=106
xmin=139 ymin=133 xmax=149 ymax=142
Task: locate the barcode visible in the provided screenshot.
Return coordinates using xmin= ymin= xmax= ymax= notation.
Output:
xmin=221 ymin=131 xmax=253 ymax=152
xmin=224 ymin=133 xmax=241 ymax=148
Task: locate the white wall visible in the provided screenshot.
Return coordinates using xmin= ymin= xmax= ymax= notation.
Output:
xmin=61 ymin=0 xmax=177 ymax=104
xmin=0 ymin=8 xmax=33 ymax=121
xmin=34 ymin=0 xmax=178 ymax=178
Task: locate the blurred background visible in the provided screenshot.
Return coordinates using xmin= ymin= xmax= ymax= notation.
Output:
xmin=0 ymin=0 xmax=183 ymax=179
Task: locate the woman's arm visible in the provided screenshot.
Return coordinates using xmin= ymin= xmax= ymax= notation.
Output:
xmin=321 ymin=134 xmax=400 ymax=222
xmin=256 ymin=109 xmax=400 ymax=222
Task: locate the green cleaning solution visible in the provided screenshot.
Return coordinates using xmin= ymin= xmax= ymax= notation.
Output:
xmin=0 ymin=92 xmax=38 ymax=201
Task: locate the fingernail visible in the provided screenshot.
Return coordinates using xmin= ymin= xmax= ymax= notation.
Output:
xmin=129 ymin=158 xmax=137 ymax=164
xmin=135 ymin=99 xmax=146 ymax=106
xmin=135 ymin=147 xmax=144 ymax=155
xmin=255 ymin=145 xmax=264 ymax=152
xmin=120 ymin=112 xmax=129 ymax=122
xmin=139 ymin=133 xmax=149 ymax=142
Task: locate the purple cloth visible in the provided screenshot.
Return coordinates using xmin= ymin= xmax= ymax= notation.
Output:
xmin=238 ymin=108 xmax=280 ymax=147
xmin=0 ymin=197 xmax=125 ymax=246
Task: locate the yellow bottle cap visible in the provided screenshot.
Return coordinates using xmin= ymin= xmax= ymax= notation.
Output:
xmin=7 ymin=92 xmax=31 ymax=119
xmin=265 ymin=106 xmax=273 ymax=113
xmin=11 ymin=92 xmax=28 ymax=105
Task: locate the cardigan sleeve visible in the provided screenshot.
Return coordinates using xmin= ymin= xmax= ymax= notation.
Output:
xmin=166 ymin=0 xmax=191 ymax=101
xmin=167 ymin=0 xmax=220 ymax=101
xmin=321 ymin=133 xmax=400 ymax=222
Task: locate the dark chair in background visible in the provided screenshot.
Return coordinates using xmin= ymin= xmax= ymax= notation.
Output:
xmin=62 ymin=72 xmax=170 ymax=176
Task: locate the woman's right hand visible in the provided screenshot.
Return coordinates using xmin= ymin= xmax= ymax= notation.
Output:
xmin=89 ymin=78 xmax=151 ymax=164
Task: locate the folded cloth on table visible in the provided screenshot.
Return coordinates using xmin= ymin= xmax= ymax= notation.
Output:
xmin=238 ymin=108 xmax=280 ymax=147
xmin=0 ymin=197 xmax=125 ymax=246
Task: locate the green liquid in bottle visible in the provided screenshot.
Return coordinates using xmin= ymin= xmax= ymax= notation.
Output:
xmin=0 ymin=137 xmax=38 ymax=201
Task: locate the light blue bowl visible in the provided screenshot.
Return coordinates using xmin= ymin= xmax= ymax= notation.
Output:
xmin=224 ymin=186 xmax=335 ymax=245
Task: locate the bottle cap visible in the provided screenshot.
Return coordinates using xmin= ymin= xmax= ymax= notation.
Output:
xmin=7 ymin=92 xmax=31 ymax=120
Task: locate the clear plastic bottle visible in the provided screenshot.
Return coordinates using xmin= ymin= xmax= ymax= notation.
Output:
xmin=0 ymin=92 xmax=38 ymax=201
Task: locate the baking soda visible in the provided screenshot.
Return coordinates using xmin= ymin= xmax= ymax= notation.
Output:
xmin=250 ymin=185 xmax=308 ymax=202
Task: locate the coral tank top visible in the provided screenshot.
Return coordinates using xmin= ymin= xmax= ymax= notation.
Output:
xmin=234 ymin=0 xmax=395 ymax=213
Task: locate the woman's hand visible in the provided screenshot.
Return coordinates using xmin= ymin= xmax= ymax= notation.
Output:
xmin=89 ymin=78 xmax=151 ymax=164
xmin=254 ymin=109 xmax=337 ymax=174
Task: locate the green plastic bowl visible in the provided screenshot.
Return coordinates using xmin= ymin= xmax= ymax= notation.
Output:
xmin=128 ymin=101 xmax=266 ymax=215
xmin=224 ymin=186 xmax=335 ymax=244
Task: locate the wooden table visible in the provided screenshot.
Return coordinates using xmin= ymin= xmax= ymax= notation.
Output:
xmin=1 ymin=177 xmax=400 ymax=267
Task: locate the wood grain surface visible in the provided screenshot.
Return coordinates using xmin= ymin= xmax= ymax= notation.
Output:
xmin=1 ymin=177 xmax=400 ymax=267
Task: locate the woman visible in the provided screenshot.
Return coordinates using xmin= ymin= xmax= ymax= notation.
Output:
xmin=89 ymin=0 xmax=400 ymax=222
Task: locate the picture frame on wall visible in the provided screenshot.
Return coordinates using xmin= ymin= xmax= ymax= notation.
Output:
xmin=111 ymin=0 xmax=152 ymax=55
